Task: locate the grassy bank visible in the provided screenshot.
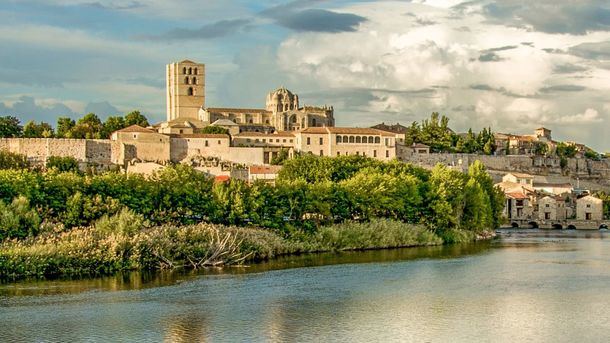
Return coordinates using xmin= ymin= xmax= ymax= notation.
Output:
xmin=0 ymin=218 xmax=483 ymax=280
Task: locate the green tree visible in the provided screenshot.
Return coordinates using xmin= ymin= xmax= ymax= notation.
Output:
xmin=556 ymin=142 xmax=577 ymax=158
xmin=102 ymin=116 xmax=126 ymax=138
xmin=533 ymin=142 xmax=548 ymax=156
xmin=46 ymin=156 xmax=80 ymax=173
xmin=0 ymin=151 xmax=29 ymax=170
xmin=23 ymin=121 xmax=54 ymax=138
xmin=270 ymin=148 xmax=290 ymax=165
xmin=56 ymin=117 xmax=75 ymax=138
xmin=200 ymin=126 xmax=229 ymax=135
xmin=0 ymin=116 xmax=22 ymax=137
xmin=0 ymin=196 xmax=41 ymax=241
xmin=124 ymin=110 xmax=149 ymax=127
xmin=70 ymin=113 xmax=103 ymax=139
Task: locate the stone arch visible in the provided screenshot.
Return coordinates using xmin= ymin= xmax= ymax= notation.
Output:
xmin=356 ymin=136 xmax=361 ymax=143
xmin=511 ymin=222 xmax=519 ymax=228
xmin=528 ymin=221 xmax=539 ymax=229
xmin=599 ymin=224 xmax=608 ymax=230
xmin=342 ymin=135 xmax=348 ymax=143
xmin=552 ymin=223 xmax=563 ymax=230
xmin=567 ymin=224 xmax=577 ymax=230
xmin=375 ymin=137 xmax=380 ymax=144
xmin=336 ymin=136 xmax=342 ymax=143
xmin=368 ymin=136 xmax=374 ymax=143
xmin=349 ymin=136 xmax=355 ymax=143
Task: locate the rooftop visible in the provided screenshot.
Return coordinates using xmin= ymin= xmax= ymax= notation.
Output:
xmin=115 ymin=125 xmax=155 ymax=133
xmin=234 ymin=132 xmax=295 ymax=137
xmin=205 ymin=107 xmax=271 ymax=114
xmin=250 ymin=165 xmax=282 ymax=175
xmin=300 ymin=127 xmax=395 ymax=136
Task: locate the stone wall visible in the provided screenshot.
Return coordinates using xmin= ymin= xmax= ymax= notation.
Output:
xmin=0 ymin=138 xmax=113 ymax=167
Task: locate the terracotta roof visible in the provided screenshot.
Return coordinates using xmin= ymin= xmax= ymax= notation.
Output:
xmin=177 ymin=134 xmax=230 ymax=139
xmin=249 ymin=165 xmax=282 ymax=175
xmin=115 ymin=125 xmax=155 ymax=133
xmin=506 ymin=192 xmax=528 ymax=200
xmin=205 ymin=107 xmax=271 ymax=114
xmin=299 ymin=127 xmax=328 ymax=134
xmin=214 ymin=175 xmax=230 ymax=183
xmin=235 ymin=132 xmax=295 ymax=137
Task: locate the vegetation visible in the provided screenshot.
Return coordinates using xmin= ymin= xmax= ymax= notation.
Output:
xmin=270 ymin=148 xmax=290 ymax=165
xmin=199 ymin=126 xmax=230 ymax=135
xmin=46 ymin=156 xmax=80 ymax=173
xmin=0 ymin=151 xmax=30 ymax=170
xmin=0 ymin=111 xmax=150 ymax=139
xmin=405 ymin=113 xmax=496 ymax=155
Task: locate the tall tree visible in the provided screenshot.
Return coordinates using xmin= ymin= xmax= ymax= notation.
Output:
xmin=0 ymin=116 xmax=22 ymax=137
xmin=102 ymin=116 xmax=126 ymax=138
xmin=70 ymin=113 xmax=103 ymax=139
xmin=56 ymin=117 xmax=75 ymax=138
xmin=23 ymin=121 xmax=54 ymax=138
xmin=124 ymin=111 xmax=149 ymax=127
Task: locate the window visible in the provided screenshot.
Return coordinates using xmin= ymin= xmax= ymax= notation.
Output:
xmin=385 ymin=138 xmax=390 ymax=146
xmin=375 ymin=137 xmax=380 ymax=144
xmin=265 ymin=120 xmax=270 ymax=124
xmin=185 ymin=77 xmax=190 ymax=84
xmin=246 ymin=139 xmax=251 ymax=143
xmin=320 ymin=150 xmax=323 ymax=156
xmin=337 ymin=136 xmax=342 ymax=143
xmin=319 ymin=137 xmax=323 ymax=145
xmin=546 ymin=204 xmax=550 ymax=208
xmin=187 ymin=87 xmax=193 ymax=96
xmin=290 ymin=139 xmax=293 ymax=143
xmin=179 ymin=129 xmax=183 ymax=134
xmin=386 ymin=150 xmax=389 ymax=158
xmin=133 ymin=134 xmax=137 ymax=139
xmin=194 ymin=68 xmax=198 ymax=74
xmin=255 ymin=139 xmax=259 ymax=143
xmin=356 ymin=136 xmax=361 ymax=143
xmin=373 ymin=150 xmax=377 ymax=157
xmin=283 ymin=139 xmax=286 ymax=143
xmin=188 ymin=67 xmax=192 ymax=75
xmin=586 ymin=213 xmax=592 ymax=220
xmin=368 ymin=136 xmax=374 ymax=143
xmin=356 ymin=151 xmax=359 ymax=156
xmin=217 ymin=140 xmax=221 ymax=145
xmin=587 ymin=204 xmax=591 ymax=208
xmin=337 ymin=152 xmax=340 ymax=156
xmin=193 ymin=77 xmax=197 ymax=84
xmin=307 ymin=137 xmax=311 ymax=145
xmin=312 ymin=118 xmax=317 ymax=126
xmin=545 ymin=212 xmax=551 ymax=220
xmin=262 ymin=139 xmax=266 ymax=143
xmin=276 ymin=139 xmax=280 ymax=143
xmin=183 ymin=67 xmax=186 ymax=74
xmin=205 ymin=140 xmax=209 ymax=147
xmin=349 ymin=136 xmax=355 ymax=143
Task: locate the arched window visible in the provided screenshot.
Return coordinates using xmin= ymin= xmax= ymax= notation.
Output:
xmin=187 ymin=87 xmax=193 ymax=96
xmin=337 ymin=136 xmax=342 ymax=143
xmin=183 ymin=67 xmax=186 ymax=74
xmin=375 ymin=137 xmax=380 ymax=144
xmin=291 ymin=116 xmax=296 ymax=123
xmin=249 ymin=119 xmax=253 ymax=124
xmin=192 ymin=77 xmax=197 ymax=84
xmin=312 ymin=118 xmax=317 ymax=127
xmin=188 ymin=67 xmax=192 ymax=75
xmin=265 ymin=119 xmax=270 ymax=124
xmin=349 ymin=136 xmax=355 ymax=143
xmin=194 ymin=68 xmax=198 ymax=74
xmin=185 ymin=77 xmax=189 ymax=84
xmin=368 ymin=136 xmax=374 ymax=143
xmin=356 ymin=136 xmax=361 ymax=143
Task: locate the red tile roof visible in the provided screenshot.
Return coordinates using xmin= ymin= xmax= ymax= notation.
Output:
xmin=506 ymin=192 xmax=528 ymax=200
xmin=249 ymin=165 xmax=282 ymax=175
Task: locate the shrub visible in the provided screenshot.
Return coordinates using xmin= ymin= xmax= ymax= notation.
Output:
xmin=0 ymin=196 xmax=41 ymax=241
xmin=0 ymin=151 xmax=29 ymax=170
xmin=95 ymin=207 xmax=148 ymax=236
xmin=46 ymin=156 xmax=80 ymax=173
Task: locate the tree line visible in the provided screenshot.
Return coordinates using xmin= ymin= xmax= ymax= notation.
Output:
xmin=0 ymin=153 xmax=505 ymax=242
xmin=0 ymin=111 xmax=149 ymax=139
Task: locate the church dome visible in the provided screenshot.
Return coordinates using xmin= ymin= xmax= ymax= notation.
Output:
xmin=266 ymin=86 xmax=299 ymax=112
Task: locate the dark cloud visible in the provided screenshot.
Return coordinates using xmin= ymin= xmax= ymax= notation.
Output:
xmin=483 ymin=1 xmax=610 ymax=35
xmin=478 ymin=52 xmax=503 ymax=62
xmin=539 ymin=85 xmax=587 ymax=93
xmin=553 ymin=63 xmax=588 ymax=74
xmin=0 ymin=96 xmax=122 ymax=123
xmin=568 ymin=41 xmax=610 ymax=59
xmin=84 ymin=101 xmax=120 ymax=116
xmin=468 ymin=84 xmax=536 ymax=98
xmin=542 ymin=48 xmax=565 ymax=54
xmin=404 ymin=12 xmax=437 ymax=26
xmin=143 ymin=19 xmax=251 ymax=41
xmin=485 ymin=45 xmax=519 ymax=52
xmin=451 ymin=105 xmax=476 ymax=112
xmin=85 ymin=1 xmax=144 ymax=10
xmin=521 ymin=42 xmax=534 ymax=47
xmin=270 ymin=9 xmax=367 ymax=33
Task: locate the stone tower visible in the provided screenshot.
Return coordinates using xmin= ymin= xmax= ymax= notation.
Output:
xmin=166 ymin=60 xmax=205 ymax=121
xmin=266 ymin=87 xmax=299 ymax=113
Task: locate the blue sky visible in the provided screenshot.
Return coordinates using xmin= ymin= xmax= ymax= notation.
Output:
xmin=1 ymin=0 xmax=609 ymax=150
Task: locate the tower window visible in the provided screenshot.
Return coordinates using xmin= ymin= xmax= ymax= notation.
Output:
xmin=192 ymin=77 xmax=197 ymax=84
xmin=185 ymin=77 xmax=189 ymax=84
xmin=188 ymin=87 xmax=193 ymax=96
xmin=188 ymin=67 xmax=192 ymax=75
xmin=312 ymin=118 xmax=317 ymax=127
xmin=183 ymin=67 xmax=186 ymax=74
xmin=194 ymin=68 xmax=198 ymax=74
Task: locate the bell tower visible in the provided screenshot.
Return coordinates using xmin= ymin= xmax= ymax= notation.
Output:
xmin=166 ymin=60 xmax=205 ymax=121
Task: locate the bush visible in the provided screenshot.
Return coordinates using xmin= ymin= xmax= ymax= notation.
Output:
xmin=0 ymin=196 xmax=41 ymax=241
xmin=46 ymin=156 xmax=80 ymax=173
xmin=0 ymin=151 xmax=29 ymax=170
xmin=438 ymin=229 xmax=476 ymax=244
xmin=95 ymin=207 xmax=148 ymax=236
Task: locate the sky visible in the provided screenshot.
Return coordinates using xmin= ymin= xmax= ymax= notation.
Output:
xmin=0 ymin=0 xmax=609 ymax=151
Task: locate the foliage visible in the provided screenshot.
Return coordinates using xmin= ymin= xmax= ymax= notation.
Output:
xmin=46 ymin=156 xmax=80 ymax=173
xmin=95 ymin=207 xmax=148 ymax=236
xmin=584 ymin=149 xmax=600 ymax=160
xmin=56 ymin=117 xmax=76 ymax=138
xmin=0 ymin=116 xmax=23 ymax=137
xmin=0 ymin=196 xmax=41 ymax=241
xmin=0 ymin=151 xmax=30 ymax=170
xmin=556 ymin=142 xmax=577 ymax=159
xmin=533 ymin=142 xmax=548 ymax=156
xmin=69 ymin=113 xmax=103 ymax=139
xmin=200 ymin=126 xmax=229 ymax=135
xmin=124 ymin=110 xmax=149 ymax=127
xmin=101 ymin=116 xmax=125 ymax=138
xmin=270 ymin=148 xmax=290 ymax=165
xmin=23 ymin=121 xmax=54 ymax=138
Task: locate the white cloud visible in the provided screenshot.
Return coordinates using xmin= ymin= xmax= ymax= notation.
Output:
xmin=554 ymin=108 xmax=602 ymax=124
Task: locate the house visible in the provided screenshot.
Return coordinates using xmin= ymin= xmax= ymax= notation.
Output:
xmin=576 ymin=195 xmax=603 ymax=221
xmin=533 ymin=182 xmax=573 ymax=196
xmin=504 ymin=191 xmax=532 ymax=220
xmin=538 ymin=196 xmax=569 ymax=221
xmin=502 ymin=173 xmax=534 ymax=186
xmin=248 ymin=165 xmax=282 ymax=184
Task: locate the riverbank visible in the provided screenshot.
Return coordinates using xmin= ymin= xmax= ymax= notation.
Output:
xmin=0 ymin=218 xmax=488 ymax=280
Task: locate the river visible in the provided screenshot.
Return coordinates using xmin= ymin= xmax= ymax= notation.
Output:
xmin=1 ymin=229 xmax=610 ymax=342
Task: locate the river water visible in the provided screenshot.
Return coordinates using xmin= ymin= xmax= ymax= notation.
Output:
xmin=1 ymin=230 xmax=610 ymax=342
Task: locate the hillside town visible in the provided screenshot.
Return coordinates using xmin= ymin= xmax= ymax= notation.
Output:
xmin=0 ymin=60 xmax=609 ymax=227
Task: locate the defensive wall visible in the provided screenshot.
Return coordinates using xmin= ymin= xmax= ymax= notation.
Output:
xmin=0 ymin=138 xmax=114 ymax=167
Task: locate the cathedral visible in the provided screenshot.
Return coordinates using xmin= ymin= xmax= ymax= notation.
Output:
xmin=155 ymin=59 xmax=334 ymax=134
